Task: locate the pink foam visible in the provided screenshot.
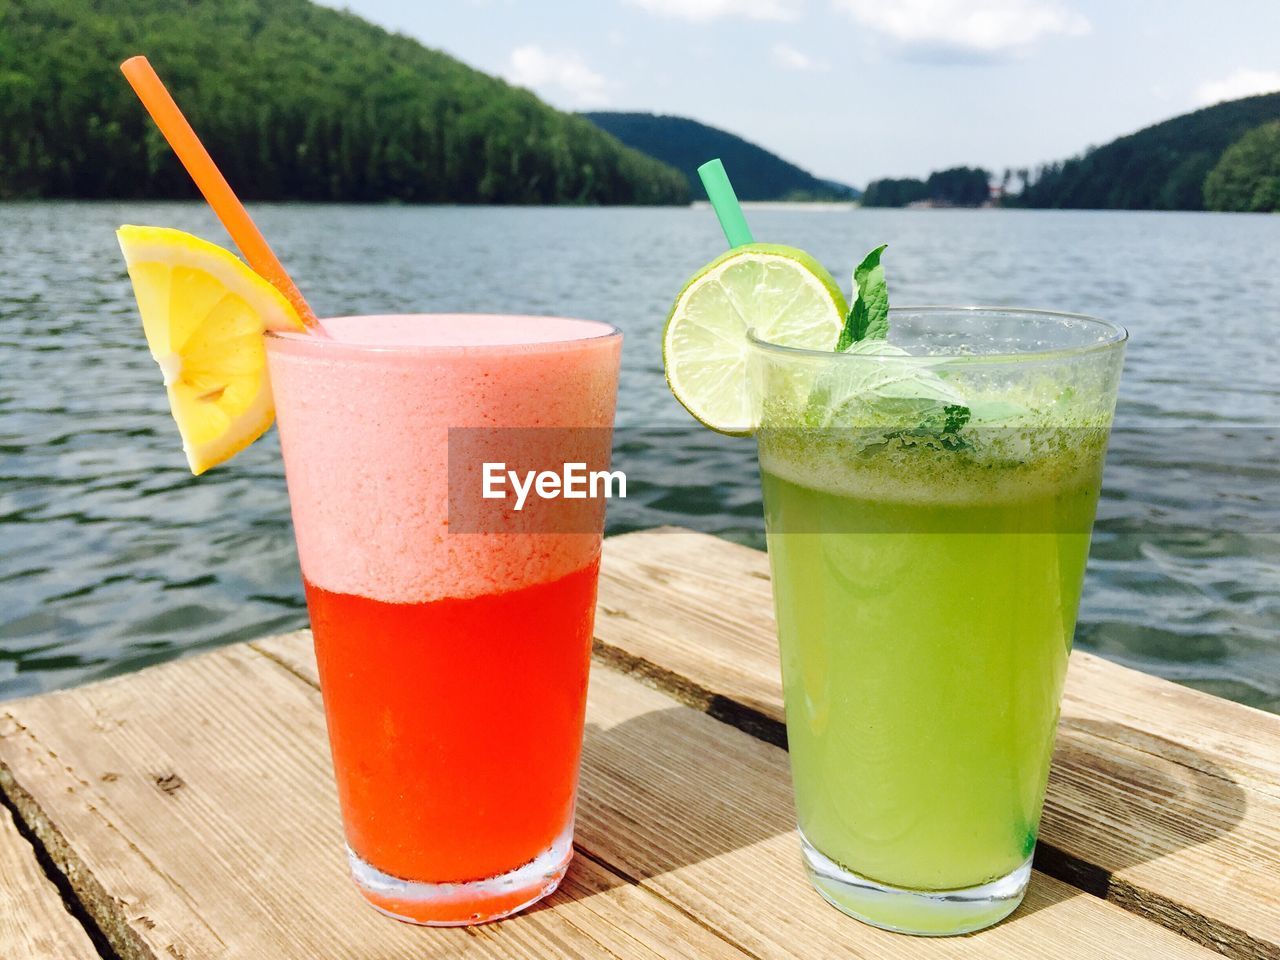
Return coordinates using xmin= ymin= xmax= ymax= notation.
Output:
xmin=317 ymin=314 xmax=617 ymax=347
xmin=266 ymin=315 xmax=621 ymax=604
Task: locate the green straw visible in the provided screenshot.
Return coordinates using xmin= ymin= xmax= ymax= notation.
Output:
xmin=697 ymin=158 xmax=754 ymax=248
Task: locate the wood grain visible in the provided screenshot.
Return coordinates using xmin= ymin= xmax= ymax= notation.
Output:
xmin=255 ymin=630 xmax=1217 ymax=960
xmin=0 ymin=525 xmax=1266 ymax=960
xmin=0 ymin=799 xmax=99 ymax=959
xmin=592 ymin=528 xmax=1280 ymax=959
xmin=0 ymin=644 xmax=746 ymax=960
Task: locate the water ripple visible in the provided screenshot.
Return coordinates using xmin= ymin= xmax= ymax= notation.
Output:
xmin=1 ymin=202 xmax=1277 ymax=711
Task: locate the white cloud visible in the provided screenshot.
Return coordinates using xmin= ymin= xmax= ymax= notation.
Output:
xmin=833 ymin=0 xmax=1089 ymax=57
xmin=503 ymin=45 xmax=611 ymax=108
xmin=625 ymin=0 xmax=798 ymax=23
xmin=1195 ymin=68 xmax=1280 ymax=107
xmin=772 ymin=42 xmax=829 ymax=72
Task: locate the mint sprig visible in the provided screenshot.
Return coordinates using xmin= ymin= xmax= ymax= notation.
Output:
xmin=883 ymin=402 xmax=972 ymax=450
xmin=837 ymin=243 xmax=889 ymax=350
xmin=822 ymin=243 xmax=973 ymax=445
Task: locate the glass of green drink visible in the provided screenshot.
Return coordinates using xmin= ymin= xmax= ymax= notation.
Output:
xmin=748 ymin=307 xmax=1126 ymax=935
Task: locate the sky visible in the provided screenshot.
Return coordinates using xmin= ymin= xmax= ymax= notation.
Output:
xmin=320 ymin=0 xmax=1280 ymax=188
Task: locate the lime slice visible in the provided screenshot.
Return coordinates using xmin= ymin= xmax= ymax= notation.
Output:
xmin=116 ymin=225 xmax=305 ymax=475
xmin=662 ymin=243 xmax=848 ymax=434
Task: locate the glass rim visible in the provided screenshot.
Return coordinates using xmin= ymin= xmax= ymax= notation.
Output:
xmin=747 ymin=305 xmax=1128 ymax=365
xmin=264 ymin=313 xmax=622 ymax=356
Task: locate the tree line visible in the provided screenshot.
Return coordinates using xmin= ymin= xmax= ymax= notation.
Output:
xmin=1002 ymin=93 xmax=1280 ymax=212
xmin=1203 ymin=121 xmax=1280 ymax=213
xmin=0 ymin=0 xmax=689 ymax=204
xmin=859 ymin=95 xmax=1280 ymax=214
xmin=862 ymin=167 xmax=992 ymax=208
xmin=582 ymin=112 xmax=859 ymax=202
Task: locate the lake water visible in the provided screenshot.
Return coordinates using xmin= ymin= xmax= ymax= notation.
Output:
xmin=2 ymin=203 xmax=1278 ymax=711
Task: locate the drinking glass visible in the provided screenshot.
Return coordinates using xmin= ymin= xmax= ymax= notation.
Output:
xmin=748 ymin=308 xmax=1126 ymax=935
xmin=266 ymin=314 xmax=621 ymax=925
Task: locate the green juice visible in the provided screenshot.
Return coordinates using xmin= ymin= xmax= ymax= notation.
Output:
xmin=760 ymin=457 xmax=1101 ymax=893
xmin=744 ymin=307 xmax=1124 ymax=934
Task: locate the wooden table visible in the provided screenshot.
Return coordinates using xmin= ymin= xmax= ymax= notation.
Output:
xmin=2 ymin=528 xmax=1277 ymax=959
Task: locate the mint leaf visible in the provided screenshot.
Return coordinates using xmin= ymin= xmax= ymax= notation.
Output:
xmin=837 ymin=303 xmax=865 ymax=352
xmin=937 ymin=403 xmax=973 ymax=449
xmin=837 ymin=243 xmax=889 ymax=350
xmin=884 ymin=402 xmax=972 ymax=450
xmin=853 ymin=244 xmax=890 ymax=340
xmin=942 ymin=403 xmax=971 ymax=433
xmin=804 ymin=342 xmax=968 ymax=430
xmin=818 ymin=243 xmax=974 ymax=449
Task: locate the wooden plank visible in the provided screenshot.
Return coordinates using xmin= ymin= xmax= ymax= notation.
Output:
xmin=256 ymin=630 xmax=1217 ymax=960
xmin=0 ymin=799 xmax=100 ymax=959
xmin=593 ymin=527 xmax=1280 ymax=959
xmin=1058 ymin=653 xmax=1280 ymax=798
xmin=0 ymin=643 xmax=746 ymax=960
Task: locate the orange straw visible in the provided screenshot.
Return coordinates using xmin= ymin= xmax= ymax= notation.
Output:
xmin=120 ymin=55 xmax=321 ymax=331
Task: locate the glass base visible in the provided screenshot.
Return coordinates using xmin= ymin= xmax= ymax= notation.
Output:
xmin=800 ymin=829 xmax=1031 ymax=936
xmin=347 ymin=824 xmax=574 ymax=926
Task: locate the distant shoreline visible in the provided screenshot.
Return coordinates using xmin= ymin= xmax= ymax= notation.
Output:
xmin=1 ymin=198 xmax=1268 ymax=215
xmin=700 ymin=200 xmax=859 ymax=212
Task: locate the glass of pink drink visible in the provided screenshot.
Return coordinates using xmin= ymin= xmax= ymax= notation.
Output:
xmin=265 ymin=314 xmax=621 ymax=925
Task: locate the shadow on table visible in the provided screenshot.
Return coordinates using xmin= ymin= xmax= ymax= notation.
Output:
xmin=1005 ymin=718 xmax=1248 ymax=929
xmin=568 ymin=706 xmax=793 ymax=888
xmin=554 ymin=706 xmax=1248 ymax=938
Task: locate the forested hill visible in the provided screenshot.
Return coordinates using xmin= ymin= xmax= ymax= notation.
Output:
xmin=1013 ymin=93 xmax=1280 ymax=210
xmin=582 ymin=112 xmax=859 ymax=201
xmin=0 ymin=0 xmax=688 ymax=204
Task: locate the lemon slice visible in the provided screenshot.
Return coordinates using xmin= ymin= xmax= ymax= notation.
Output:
xmin=662 ymin=243 xmax=848 ymax=435
xmin=117 ymin=225 xmax=305 ymax=475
